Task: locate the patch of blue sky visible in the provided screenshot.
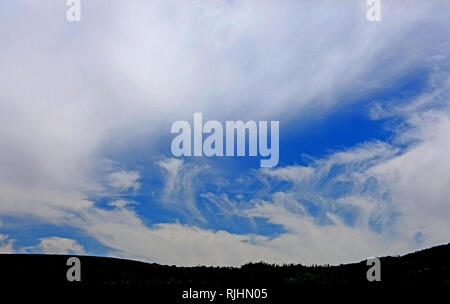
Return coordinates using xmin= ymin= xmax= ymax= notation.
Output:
xmin=92 ymin=67 xmax=431 ymax=241
xmin=110 ymin=66 xmax=428 ymax=175
xmin=280 ymin=69 xmax=429 ymax=167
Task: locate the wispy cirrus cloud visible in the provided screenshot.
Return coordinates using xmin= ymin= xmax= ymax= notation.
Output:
xmin=107 ymin=170 xmax=141 ymax=193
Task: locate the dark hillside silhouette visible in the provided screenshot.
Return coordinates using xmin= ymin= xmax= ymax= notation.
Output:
xmin=0 ymin=242 xmax=448 ymax=300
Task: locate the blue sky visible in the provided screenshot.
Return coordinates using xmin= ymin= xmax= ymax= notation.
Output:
xmin=0 ymin=0 xmax=449 ymax=266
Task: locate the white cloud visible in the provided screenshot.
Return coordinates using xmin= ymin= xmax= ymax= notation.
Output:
xmin=0 ymin=234 xmax=15 ymax=254
xmin=107 ymin=170 xmax=141 ymax=192
xmin=368 ymin=111 xmax=450 ymax=246
xmin=68 ymin=199 xmax=412 ymax=266
xmin=157 ymin=158 xmax=184 ymax=196
xmin=37 ymin=200 xmax=400 ymax=266
xmin=36 ymin=237 xmax=85 ymax=255
xmin=157 ymin=158 xmax=209 ymax=221
xmin=108 ymin=200 xmax=133 ymax=209
xmin=0 ymin=234 xmax=86 ymax=255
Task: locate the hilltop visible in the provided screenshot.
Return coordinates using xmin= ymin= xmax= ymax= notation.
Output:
xmin=0 ymin=242 xmax=448 ymax=300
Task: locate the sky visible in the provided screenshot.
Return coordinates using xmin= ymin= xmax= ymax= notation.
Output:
xmin=0 ymin=0 xmax=449 ymax=266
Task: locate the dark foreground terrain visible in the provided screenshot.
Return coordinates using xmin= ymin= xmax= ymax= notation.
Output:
xmin=0 ymin=243 xmax=449 ymax=300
